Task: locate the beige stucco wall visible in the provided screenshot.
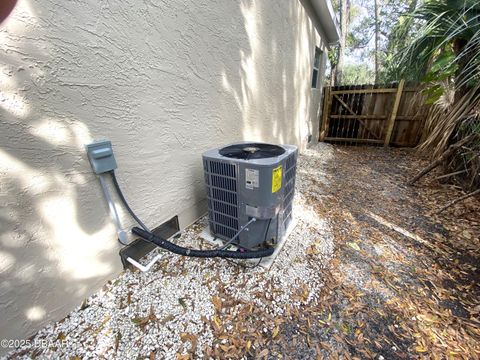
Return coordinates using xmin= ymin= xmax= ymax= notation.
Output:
xmin=0 ymin=0 xmax=329 ymax=348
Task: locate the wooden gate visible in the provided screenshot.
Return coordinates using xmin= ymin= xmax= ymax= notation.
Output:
xmin=319 ymin=80 xmax=428 ymax=147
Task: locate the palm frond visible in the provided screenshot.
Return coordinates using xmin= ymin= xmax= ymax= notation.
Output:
xmin=392 ymin=0 xmax=480 ymax=90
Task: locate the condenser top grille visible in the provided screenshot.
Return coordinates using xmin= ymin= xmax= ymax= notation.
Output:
xmin=219 ymin=143 xmax=285 ymax=160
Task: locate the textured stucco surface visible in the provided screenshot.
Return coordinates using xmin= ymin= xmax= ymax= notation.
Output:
xmin=0 ymin=0 xmax=328 ymax=348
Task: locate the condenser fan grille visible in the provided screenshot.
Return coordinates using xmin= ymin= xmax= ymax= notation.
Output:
xmin=219 ymin=143 xmax=286 ymax=160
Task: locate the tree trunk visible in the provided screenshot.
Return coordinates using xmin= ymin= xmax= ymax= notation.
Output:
xmin=330 ymin=63 xmax=337 ymax=86
xmin=374 ymin=0 xmax=380 ymax=84
xmin=335 ymin=0 xmax=349 ymax=86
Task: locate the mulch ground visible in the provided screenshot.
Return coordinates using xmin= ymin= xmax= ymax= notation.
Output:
xmin=267 ymin=145 xmax=480 ymax=359
xmin=5 ymin=144 xmax=479 ymax=360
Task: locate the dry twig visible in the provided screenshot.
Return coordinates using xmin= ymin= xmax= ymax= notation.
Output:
xmin=407 ymin=133 xmax=478 ymax=185
xmin=434 ymin=188 xmax=480 ymax=214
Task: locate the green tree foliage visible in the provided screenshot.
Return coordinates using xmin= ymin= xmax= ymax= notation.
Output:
xmin=342 ymin=64 xmax=376 ymax=85
xmin=378 ymin=0 xmax=419 ymax=83
xmin=386 ymin=0 xmax=480 ymax=101
xmin=329 ymin=0 xmax=414 ymax=85
xmin=387 ymin=0 xmax=480 ymax=192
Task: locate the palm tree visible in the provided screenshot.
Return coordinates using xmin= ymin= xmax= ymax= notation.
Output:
xmin=393 ymin=0 xmax=479 ymax=101
xmin=392 ymin=0 xmax=480 ymax=190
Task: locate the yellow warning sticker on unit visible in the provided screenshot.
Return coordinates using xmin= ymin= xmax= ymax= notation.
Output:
xmin=272 ymin=165 xmax=282 ymax=193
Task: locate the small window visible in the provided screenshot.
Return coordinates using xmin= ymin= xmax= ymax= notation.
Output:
xmin=311 ymin=47 xmax=322 ymax=88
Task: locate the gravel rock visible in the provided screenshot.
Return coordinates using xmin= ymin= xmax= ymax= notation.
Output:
xmin=5 ymin=143 xmax=335 ymax=360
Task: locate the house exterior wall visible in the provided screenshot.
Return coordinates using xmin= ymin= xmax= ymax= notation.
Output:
xmin=0 ymin=0 xmax=329 ymax=348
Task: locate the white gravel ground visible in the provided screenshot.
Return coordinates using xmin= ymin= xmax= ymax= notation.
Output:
xmin=4 ymin=143 xmax=335 ymax=360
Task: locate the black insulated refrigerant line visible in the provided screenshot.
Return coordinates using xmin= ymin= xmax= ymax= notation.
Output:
xmin=110 ymin=170 xmax=274 ymax=259
xmin=132 ymin=227 xmax=274 ymax=259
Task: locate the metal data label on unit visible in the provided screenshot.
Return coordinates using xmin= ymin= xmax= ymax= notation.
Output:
xmin=245 ymin=168 xmax=259 ymax=189
xmin=272 ymin=165 xmax=283 ymax=193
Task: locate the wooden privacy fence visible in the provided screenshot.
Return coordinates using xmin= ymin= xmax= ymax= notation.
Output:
xmin=319 ymin=80 xmax=429 ymax=147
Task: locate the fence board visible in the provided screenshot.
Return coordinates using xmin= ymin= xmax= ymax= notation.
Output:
xmin=384 ymin=79 xmax=405 ymax=146
xmin=319 ymin=82 xmax=427 ymax=147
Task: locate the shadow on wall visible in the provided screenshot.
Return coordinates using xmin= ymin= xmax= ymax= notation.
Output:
xmin=220 ymin=0 xmax=321 ymax=149
xmin=0 ymin=0 xmax=120 ymax=343
xmin=0 ymin=0 xmax=322 ymax=347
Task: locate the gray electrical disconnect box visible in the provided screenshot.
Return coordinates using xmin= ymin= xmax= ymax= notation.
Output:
xmin=86 ymin=140 xmax=117 ymax=174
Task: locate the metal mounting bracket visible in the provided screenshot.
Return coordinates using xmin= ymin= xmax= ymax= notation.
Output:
xmin=119 ymin=215 xmax=180 ymax=271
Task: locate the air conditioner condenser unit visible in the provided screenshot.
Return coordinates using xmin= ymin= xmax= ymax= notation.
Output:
xmin=202 ymin=141 xmax=298 ymax=250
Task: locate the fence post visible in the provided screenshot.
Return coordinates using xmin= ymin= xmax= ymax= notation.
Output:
xmin=384 ymin=79 xmax=405 ymax=147
xmin=319 ymin=86 xmax=331 ymax=141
